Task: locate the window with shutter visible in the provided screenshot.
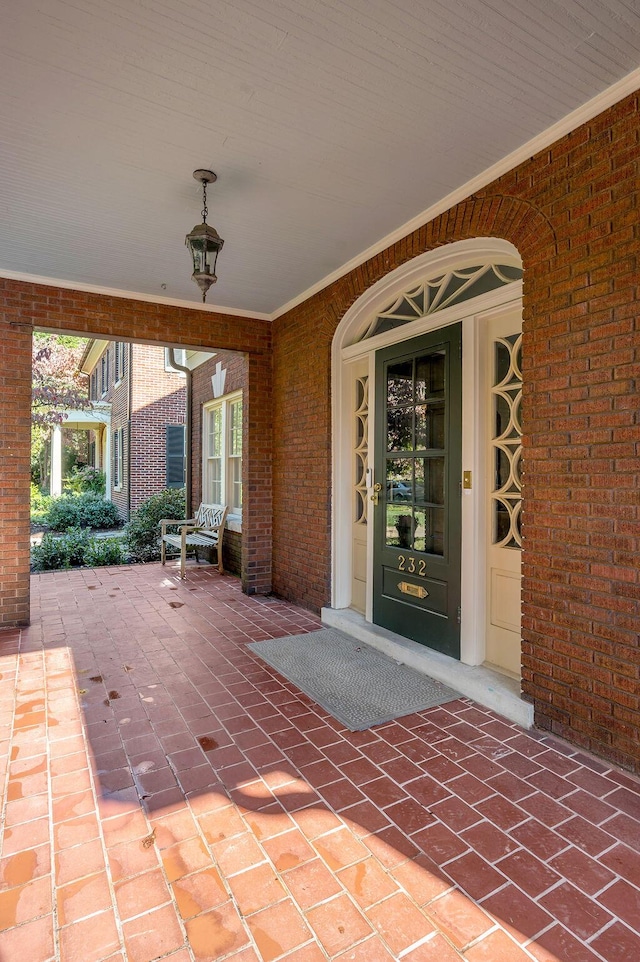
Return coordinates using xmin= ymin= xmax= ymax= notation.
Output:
xmin=166 ymin=425 xmax=186 ymax=488
xmin=113 ymin=428 xmax=123 ymax=490
xmin=115 ymin=342 xmax=126 ymax=383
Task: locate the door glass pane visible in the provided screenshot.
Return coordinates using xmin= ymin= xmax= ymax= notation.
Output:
xmin=387 ymin=360 xmax=413 ymax=404
xmin=383 ymin=346 xmax=448 ymax=558
xmin=417 ymin=457 xmax=445 ymax=505
xmin=387 ymin=407 xmax=413 ymax=451
xmin=386 ymin=458 xmax=412 ymax=502
xmin=394 ymin=510 xmax=415 ymax=549
xmin=416 ymin=400 xmax=445 ymax=449
xmin=385 ymin=503 xmax=414 ymax=548
xmin=413 ymin=507 xmax=426 ymax=552
xmin=416 ymin=352 xmax=445 ymax=401
xmin=423 ymin=506 xmax=445 ymax=556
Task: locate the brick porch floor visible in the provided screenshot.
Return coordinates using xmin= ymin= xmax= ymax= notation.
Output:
xmin=1 ymin=564 xmax=639 ymax=962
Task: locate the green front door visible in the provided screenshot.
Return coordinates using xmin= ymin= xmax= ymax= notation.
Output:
xmin=373 ymin=324 xmax=462 ymax=658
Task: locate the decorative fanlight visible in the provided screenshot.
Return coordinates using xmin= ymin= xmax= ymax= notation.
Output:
xmin=185 ymin=169 xmax=224 ymax=302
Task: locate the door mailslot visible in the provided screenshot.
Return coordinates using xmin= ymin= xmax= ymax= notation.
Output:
xmin=398 ymin=581 xmax=429 ymax=599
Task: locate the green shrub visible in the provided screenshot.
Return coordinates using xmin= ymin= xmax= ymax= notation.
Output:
xmin=31 ymin=527 xmax=90 ymax=570
xmin=31 ymin=532 xmax=71 ymax=571
xmin=124 ymin=488 xmax=186 ymax=563
xmin=84 ymin=537 xmax=126 ymax=567
xmin=30 ymin=484 xmax=52 ymax=525
xmin=32 ymin=529 xmax=126 ymax=571
xmin=63 ymin=527 xmax=93 ymax=566
xmin=66 ymin=466 xmax=106 ymax=495
xmin=45 ymin=494 xmax=121 ymax=531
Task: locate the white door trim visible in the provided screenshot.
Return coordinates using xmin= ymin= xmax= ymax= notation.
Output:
xmin=331 ymin=238 xmax=523 ymax=667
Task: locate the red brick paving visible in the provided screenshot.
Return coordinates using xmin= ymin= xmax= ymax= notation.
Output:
xmin=0 ymin=563 xmax=639 ymax=961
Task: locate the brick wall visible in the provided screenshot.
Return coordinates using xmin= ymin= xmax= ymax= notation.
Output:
xmin=129 ymin=344 xmax=186 ymax=516
xmin=0 ymin=90 xmax=638 ymax=768
xmin=85 ymin=342 xmax=187 ymax=520
xmin=90 ymin=341 xmax=131 ymax=519
xmin=270 ymin=90 xmax=639 ymax=769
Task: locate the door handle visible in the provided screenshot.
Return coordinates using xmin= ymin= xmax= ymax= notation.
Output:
xmin=370 ymin=482 xmax=382 ymax=505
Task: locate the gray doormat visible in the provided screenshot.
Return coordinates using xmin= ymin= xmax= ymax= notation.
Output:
xmin=247 ymin=628 xmax=460 ymax=731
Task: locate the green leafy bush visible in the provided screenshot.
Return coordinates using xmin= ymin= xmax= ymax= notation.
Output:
xmin=32 ymin=528 xmax=126 ymax=571
xmin=66 ymin=466 xmax=106 ymax=495
xmin=45 ymin=494 xmax=121 ymax=531
xmin=124 ymin=488 xmax=186 ymax=563
xmin=61 ymin=527 xmax=93 ymax=566
xmin=31 ymin=527 xmax=90 ymax=570
xmin=84 ymin=538 xmax=126 ymax=567
xmin=31 ymin=532 xmax=70 ymax=571
xmin=30 ymin=484 xmax=52 ymax=525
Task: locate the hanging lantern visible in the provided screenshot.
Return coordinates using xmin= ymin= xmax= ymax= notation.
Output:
xmin=185 ymin=169 xmax=224 ymax=302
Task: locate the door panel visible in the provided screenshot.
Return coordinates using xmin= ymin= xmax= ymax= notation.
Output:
xmin=373 ymin=325 xmax=462 ymax=658
xmin=483 ymin=309 xmax=522 ymax=676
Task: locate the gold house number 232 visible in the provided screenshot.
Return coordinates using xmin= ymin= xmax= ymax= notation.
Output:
xmin=397 ymin=555 xmax=426 ymax=576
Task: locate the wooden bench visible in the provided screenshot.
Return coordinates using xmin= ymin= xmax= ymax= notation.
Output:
xmin=160 ymin=503 xmax=228 ymax=579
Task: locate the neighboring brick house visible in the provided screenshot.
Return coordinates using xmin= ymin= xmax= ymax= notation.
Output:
xmin=80 ymin=340 xmax=189 ymax=520
xmin=2 ymin=89 xmax=639 ymax=772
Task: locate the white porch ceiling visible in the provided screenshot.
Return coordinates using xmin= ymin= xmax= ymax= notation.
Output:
xmin=1 ymin=0 xmax=638 ymax=317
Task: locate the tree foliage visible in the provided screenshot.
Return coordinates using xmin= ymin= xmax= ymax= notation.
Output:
xmin=32 ymin=333 xmax=89 ymax=427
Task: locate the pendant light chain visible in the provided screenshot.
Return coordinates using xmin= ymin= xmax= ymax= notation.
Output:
xmin=201 ymin=179 xmax=208 ymax=224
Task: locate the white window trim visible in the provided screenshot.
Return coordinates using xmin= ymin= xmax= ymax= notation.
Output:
xmin=202 ymin=390 xmax=243 ymax=520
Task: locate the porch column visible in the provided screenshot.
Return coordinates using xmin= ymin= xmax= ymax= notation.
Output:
xmin=242 ymin=350 xmax=273 ymax=595
xmin=0 ymin=318 xmax=32 ymax=626
xmin=103 ymin=426 xmax=112 ymax=499
xmin=50 ymin=424 xmax=63 ymax=496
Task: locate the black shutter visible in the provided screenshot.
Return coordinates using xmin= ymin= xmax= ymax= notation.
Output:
xmin=166 ymin=425 xmax=185 ymax=488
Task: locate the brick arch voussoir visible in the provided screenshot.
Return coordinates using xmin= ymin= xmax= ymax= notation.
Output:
xmin=401 ymin=193 xmax=556 ymax=272
xmin=458 ymin=193 xmax=557 ymax=265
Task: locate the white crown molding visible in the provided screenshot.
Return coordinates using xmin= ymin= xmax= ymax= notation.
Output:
xmin=0 ymin=269 xmax=271 ymax=322
xmin=273 ymin=67 xmax=640 ymax=321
